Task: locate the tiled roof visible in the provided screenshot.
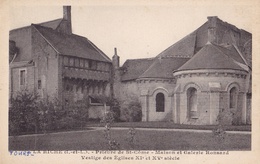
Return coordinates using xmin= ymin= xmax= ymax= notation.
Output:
xmin=38 ymin=19 xmax=63 ymax=30
xmin=214 ymin=44 xmax=246 ymax=64
xmin=140 ymin=57 xmax=189 ymax=79
xmin=63 ymin=68 xmax=110 ymax=81
xmin=121 ymin=58 xmax=154 ymax=81
xmin=156 ymin=32 xmax=197 ymax=58
xmin=33 ymin=24 xmax=111 ymax=62
xmin=177 ymin=43 xmax=247 ymax=72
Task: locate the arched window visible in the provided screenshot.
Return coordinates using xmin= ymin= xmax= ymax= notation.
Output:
xmin=156 ymin=93 xmax=165 ymax=112
xmin=230 ymin=87 xmax=237 ymax=109
xmin=187 ymin=87 xmax=198 ymax=118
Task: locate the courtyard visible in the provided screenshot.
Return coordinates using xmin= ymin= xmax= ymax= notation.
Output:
xmin=9 ymin=125 xmax=251 ymax=151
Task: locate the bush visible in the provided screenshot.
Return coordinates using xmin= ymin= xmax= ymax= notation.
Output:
xmin=9 ymin=91 xmax=90 ymax=135
xmin=109 ymin=98 xmax=121 ymax=122
xmin=217 ymin=108 xmax=243 ymax=126
xmin=121 ymin=99 xmax=142 ymax=122
xmin=9 ymin=90 xmax=41 ymax=135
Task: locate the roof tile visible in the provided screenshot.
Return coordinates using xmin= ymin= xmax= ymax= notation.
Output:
xmin=33 ymin=24 xmax=111 ymax=62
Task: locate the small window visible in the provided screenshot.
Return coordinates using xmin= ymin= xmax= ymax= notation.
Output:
xmin=106 ymin=63 xmax=110 ymax=71
xmin=80 ymin=59 xmax=84 ymax=68
xmin=97 ymin=62 xmax=101 ymax=70
xmin=156 ymin=93 xmax=165 ymax=112
xmin=20 ymin=70 xmax=26 ymax=86
xmin=91 ymin=61 xmax=97 ymax=70
xmin=75 ymin=58 xmax=80 ymax=67
xmin=187 ymin=87 xmax=198 ymax=119
xmin=38 ymin=80 xmax=42 ymax=89
xmin=230 ymin=87 xmax=237 ymax=108
xmin=85 ymin=60 xmax=89 ymax=68
xmin=69 ymin=57 xmax=74 ymax=66
xmin=89 ymin=60 xmax=92 ymax=69
xmin=63 ymin=56 xmax=69 ymax=66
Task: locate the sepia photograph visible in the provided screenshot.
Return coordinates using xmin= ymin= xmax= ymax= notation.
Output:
xmin=1 ymin=0 xmax=260 ymax=163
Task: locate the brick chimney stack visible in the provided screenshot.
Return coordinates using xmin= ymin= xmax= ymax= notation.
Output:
xmin=112 ymin=47 xmax=120 ymax=68
xmin=62 ymin=6 xmax=72 ymax=34
xmin=63 ymin=6 xmax=71 ymax=22
xmin=207 ymin=16 xmax=218 ymax=43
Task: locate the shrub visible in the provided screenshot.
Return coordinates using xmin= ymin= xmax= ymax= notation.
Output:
xmin=109 ymin=98 xmax=121 ymax=122
xmin=9 ymin=91 xmax=90 ymax=135
xmin=121 ymin=99 xmax=142 ymax=122
xmin=9 ymin=90 xmax=40 ymax=135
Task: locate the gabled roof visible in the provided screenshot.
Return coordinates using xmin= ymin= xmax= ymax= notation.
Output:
xmin=140 ymin=57 xmax=189 ymax=79
xmin=176 ymin=43 xmax=247 ymax=72
xmin=33 ymin=24 xmax=111 ymax=62
xmin=38 ymin=18 xmax=63 ymax=30
xmin=10 ymin=19 xmax=63 ymax=32
xmin=121 ymin=58 xmax=154 ymax=81
xmin=156 ymin=32 xmax=197 ymax=58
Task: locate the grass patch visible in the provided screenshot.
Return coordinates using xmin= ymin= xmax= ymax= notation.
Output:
xmin=9 ymin=129 xmax=251 ymax=151
xmin=86 ymin=121 xmax=251 ymax=131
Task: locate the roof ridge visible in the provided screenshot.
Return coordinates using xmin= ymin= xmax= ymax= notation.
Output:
xmin=38 ymin=18 xmax=63 ymax=25
xmin=125 ymin=57 xmax=155 ymax=61
xmin=10 ymin=25 xmax=31 ymax=32
xmin=232 ymin=44 xmax=249 ymax=66
xmin=31 ymin=24 xmax=61 ymax=54
xmin=207 ymin=44 xmax=246 ymax=71
xmin=10 ymin=18 xmax=63 ymax=32
xmin=211 ymin=44 xmax=245 ymax=69
xmin=156 ymin=31 xmax=197 ymax=58
xmin=85 ymin=39 xmax=111 ymax=62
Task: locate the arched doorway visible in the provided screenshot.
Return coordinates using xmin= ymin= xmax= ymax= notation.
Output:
xmin=187 ymin=87 xmax=198 ymax=119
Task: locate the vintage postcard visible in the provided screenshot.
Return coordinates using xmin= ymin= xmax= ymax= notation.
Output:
xmin=0 ymin=0 xmax=259 ymax=163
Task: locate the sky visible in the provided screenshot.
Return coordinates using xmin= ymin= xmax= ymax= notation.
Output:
xmin=10 ymin=4 xmax=253 ymax=65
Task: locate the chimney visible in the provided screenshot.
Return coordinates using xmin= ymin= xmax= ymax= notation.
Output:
xmin=62 ymin=6 xmax=72 ymax=34
xmin=112 ymin=48 xmax=120 ymax=68
xmin=207 ymin=16 xmax=218 ymax=43
xmin=63 ymin=6 xmax=71 ymax=22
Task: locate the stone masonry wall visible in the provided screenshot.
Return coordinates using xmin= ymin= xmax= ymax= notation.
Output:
xmin=32 ymin=27 xmax=59 ymax=100
xmin=174 ymin=69 xmax=248 ymax=125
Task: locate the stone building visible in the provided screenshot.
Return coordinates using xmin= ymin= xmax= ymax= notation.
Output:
xmin=9 ymin=6 xmax=112 ymax=117
xmin=113 ymin=16 xmax=252 ymax=125
xmin=9 ymin=6 xmax=252 ymax=125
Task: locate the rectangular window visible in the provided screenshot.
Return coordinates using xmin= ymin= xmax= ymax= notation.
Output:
xmin=80 ymin=59 xmax=84 ymax=68
xmin=85 ymin=60 xmax=89 ymax=68
xmin=69 ymin=57 xmax=74 ymax=66
xmin=75 ymin=58 xmax=80 ymax=67
xmin=97 ymin=62 xmax=102 ymax=70
xmin=38 ymin=80 xmax=42 ymax=89
xmin=63 ymin=56 xmax=69 ymax=66
xmin=106 ymin=63 xmax=110 ymax=71
xmin=20 ymin=70 xmax=26 ymax=86
xmin=91 ymin=61 xmax=97 ymax=70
